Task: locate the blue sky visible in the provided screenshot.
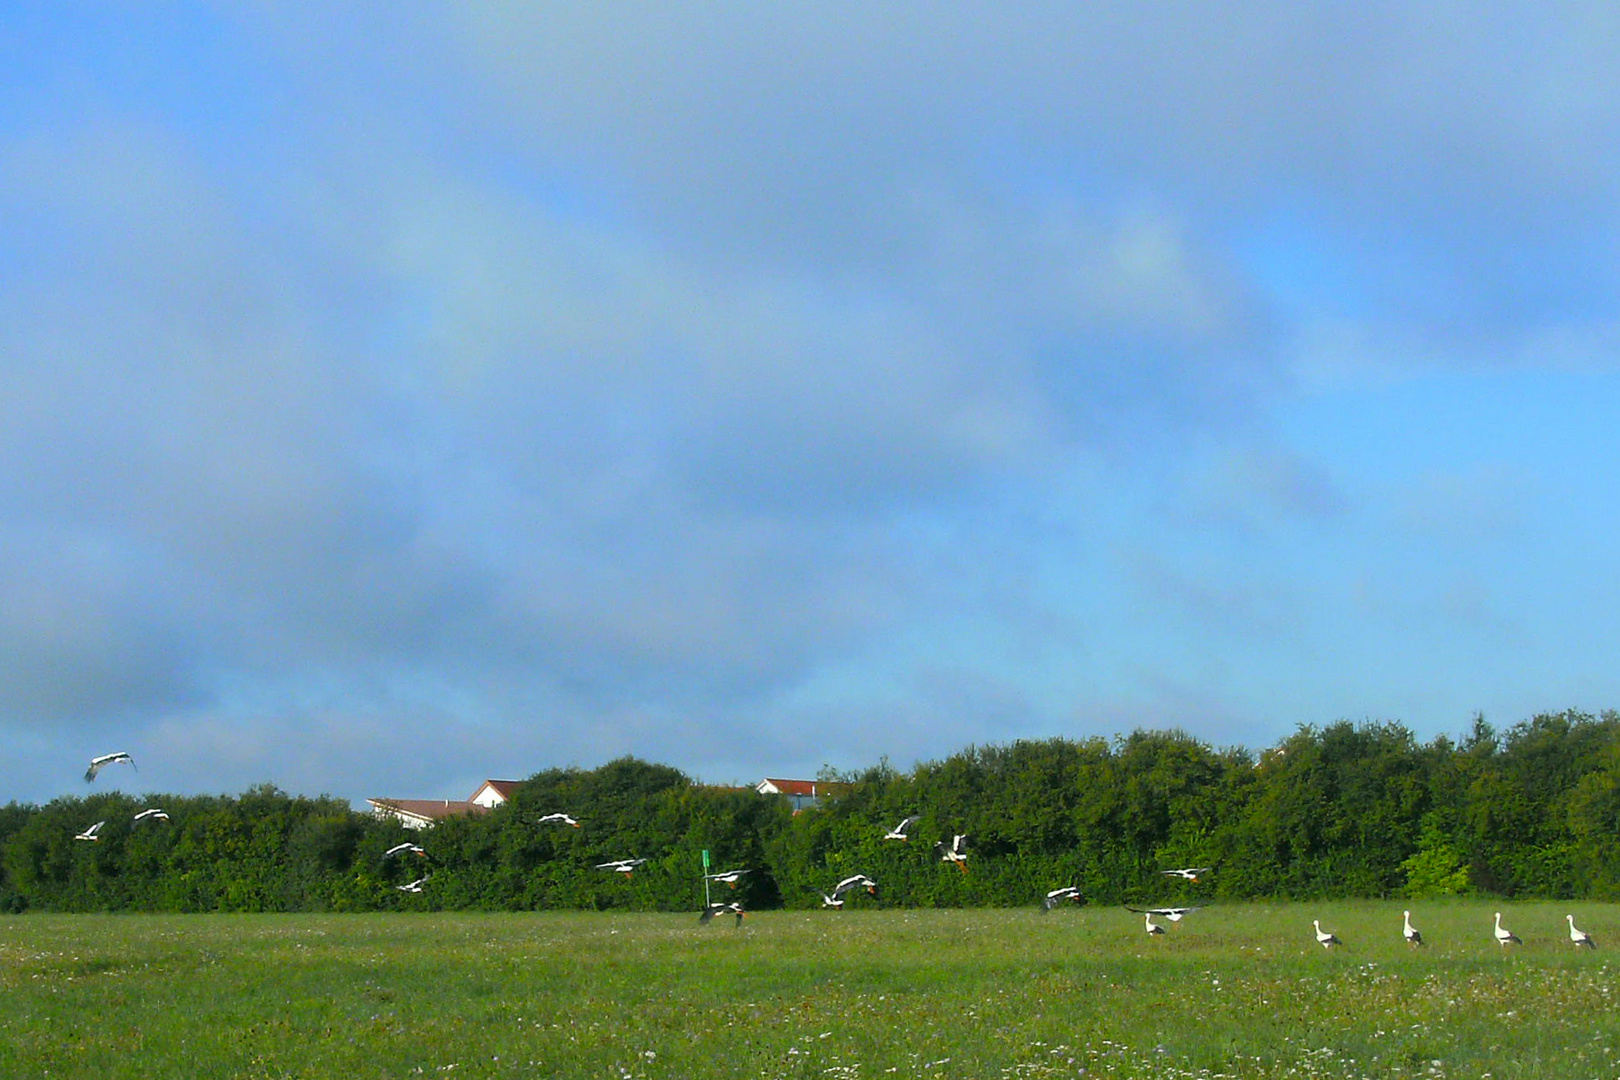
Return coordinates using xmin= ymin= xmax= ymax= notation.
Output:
xmin=5 ymin=3 xmax=1620 ymax=807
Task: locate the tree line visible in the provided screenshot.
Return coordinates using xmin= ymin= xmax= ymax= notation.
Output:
xmin=5 ymin=709 xmax=1620 ymax=913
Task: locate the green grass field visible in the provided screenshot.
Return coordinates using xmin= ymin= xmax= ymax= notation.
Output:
xmin=3 ymin=901 xmax=1616 ymax=1079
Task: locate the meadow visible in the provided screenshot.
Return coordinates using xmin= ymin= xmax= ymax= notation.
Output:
xmin=2 ymin=901 xmax=1616 ymax=1079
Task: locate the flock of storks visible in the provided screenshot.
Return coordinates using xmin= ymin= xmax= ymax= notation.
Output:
xmin=76 ymin=759 xmax=1605 ymax=946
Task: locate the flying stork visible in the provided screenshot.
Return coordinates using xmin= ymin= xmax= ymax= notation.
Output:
xmin=74 ymin=821 xmax=105 ymax=842
xmin=85 ymin=752 xmax=136 ymax=782
xmin=705 ymin=869 xmax=749 ymax=888
xmin=596 ymin=858 xmax=648 ymax=875
xmin=1042 ymin=886 xmax=1081 ymax=912
xmin=820 ymin=893 xmax=846 ymax=908
xmin=538 ymin=813 xmax=581 ymax=828
xmin=133 ymin=808 xmax=169 ymax=824
xmin=700 ymin=902 xmax=746 ymax=927
xmin=397 ymin=875 xmax=430 ymax=893
xmin=883 ymin=816 xmax=920 ymax=841
xmin=1493 ymin=911 xmax=1522 ymax=947
xmin=384 ymin=842 xmax=426 ymax=858
xmin=1125 ymin=905 xmax=1202 ymax=923
xmin=1160 ymin=867 xmax=1211 ymax=882
xmin=935 ymin=834 xmax=969 ymax=872
xmin=831 ymin=874 xmax=877 ymax=897
xmin=1567 ymin=914 xmax=1596 ymax=949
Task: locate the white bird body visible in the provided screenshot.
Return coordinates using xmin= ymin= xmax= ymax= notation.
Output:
xmin=1160 ymin=867 xmax=1211 ymax=882
xmin=700 ymin=902 xmax=746 ymax=926
xmin=74 ymin=821 xmax=105 ymax=842
xmin=133 ymin=808 xmax=169 ymax=823
xmin=538 ymin=813 xmax=580 ymax=828
xmin=1126 ymin=905 xmax=1201 ymax=922
xmin=397 ymin=876 xmax=430 ymax=893
xmin=596 ymin=858 xmax=647 ymax=875
xmin=1567 ymin=914 xmax=1596 ymax=948
xmin=85 ymin=752 xmax=136 ymax=782
xmin=1403 ymin=910 xmax=1423 ymax=947
xmin=705 ymin=869 xmax=749 ymax=887
xmin=883 ymin=816 xmax=920 ymax=841
xmin=1144 ymin=911 xmax=1166 ymax=936
xmin=1494 ymin=911 xmax=1522 ymax=947
xmin=935 ymin=834 xmax=969 ymax=872
xmin=384 ymin=842 xmax=426 ymax=858
xmin=831 ymin=874 xmax=877 ymax=896
xmin=1042 ymin=886 xmax=1081 ymax=912
xmin=820 ymin=893 xmax=845 ymax=908
xmin=1313 ymin=919 xmax=1341 ymax=948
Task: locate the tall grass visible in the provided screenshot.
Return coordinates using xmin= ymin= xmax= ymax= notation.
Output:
xmin=2 ymin=901 xmax=1615 ymax=1078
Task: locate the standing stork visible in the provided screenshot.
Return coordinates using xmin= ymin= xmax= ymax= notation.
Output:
xmin=1143 ymin=911 xmax=1166 ymax=936
xmin=1402 ymin=910 xmax=1423 ymax=947
xmin=1313 ymin=919 xmax=1342 ymax=948
xmin=883 ymin=816 xmax=920 ymax=841
xmin=1493 ymin=911 xmax=1522 ymax=947
xmin=935 ymin=834 xmax=969 ymax=873
xmin=85 ymin=752 xmax=136 ymax=782
xmin=1567 ymin=914 xmax=1596 ymax=949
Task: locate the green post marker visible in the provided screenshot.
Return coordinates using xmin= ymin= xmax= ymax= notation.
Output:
xmin=702 ymin=850 xmax=711 ymax=907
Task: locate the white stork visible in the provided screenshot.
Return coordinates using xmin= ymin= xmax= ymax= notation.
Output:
xmin=1313 ymin=919 xmax=1341 ymax=948
xmin=1143 ymin=911 xmax=1166 ymax=936
xmin=384 ymin=842 xmax=426 ymax=858
xmin=74 ymin=821 xmax=105 ymax=842
xmin=1160 ymin=867 xmax=1211 ymax=882
xmin=883 ymin=816 xmax=920 ymax=841
xmin=1042 ymin=886 xmax=1081 ymax=912
xmin=133 ymin=808 xmax=169 ymax=824
xmin=1125 ymin=905 xmax=1201 ymax=922
xmin=1402 ymin=910 xmax=1423 ymax=947
xmin=1567 ymin=914 xmax=1596 ymax=949
xmin=705 ymin=869 xmax=749 ymax=888
xmin=397 ymin=875 xmax=430 ymax=893
xmin=831 ymin=874 xmax=877 ymax=897
xmin=700 ymin=902 xmax=746 ymax=926
xmin=538 ymin=813 xmax=581 ymax=828
xmin=935 ymin=834 xmax=969 ymax=873
xmin=820 ymin=893 xmax=846 ymax=909
xmin=596 ymin=858 xmax=647 ymax=875
xmin=85 ymin=752 xmax=135 ymax=782
xmin=1494 ymin=911 xmax=1522 ymax=947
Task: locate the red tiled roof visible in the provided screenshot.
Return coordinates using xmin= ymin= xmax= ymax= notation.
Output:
xmin=476 ymin=779 xmax=523 ymax=801
xmin=367 ymin=797 xmax=485 ymax=822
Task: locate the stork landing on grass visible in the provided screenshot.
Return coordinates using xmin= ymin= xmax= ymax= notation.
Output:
xmin=700 ymin=902 xmax=746 ymax=927
xmin=935 ymin=834 xmax=969 ymax=873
